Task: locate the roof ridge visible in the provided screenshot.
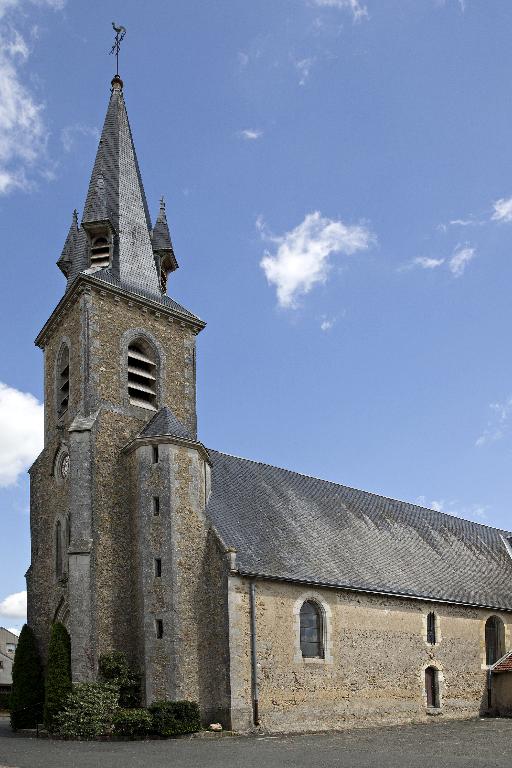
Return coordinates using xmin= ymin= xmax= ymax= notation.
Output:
xmin=207 ymin=449 xmax=511 ymax=537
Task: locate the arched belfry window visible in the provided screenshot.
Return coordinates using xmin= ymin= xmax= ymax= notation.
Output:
xmin=300 ymin=600 xmax=324 ymax=659
xmin=55 ymin=520 xmax=63 ymax=578
xmin=485 ymin=616 xmax=505 ymax=665
xmin=127 ymin=339 xmax=157 ymax=410
xmin=56 ymin=344 xmax=70 ymax=418
xmin=90 ymin=235 xmax=111 ymax=268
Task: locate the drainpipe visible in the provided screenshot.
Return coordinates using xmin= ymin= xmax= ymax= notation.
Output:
xmin=487 ymin=668 xmax=493 ymax=711
xmin=249 ymin=579 xmax=260 ymax=726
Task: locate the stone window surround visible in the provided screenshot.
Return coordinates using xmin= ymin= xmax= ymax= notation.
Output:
xmin=422 ymin=609 xmax=442 ymax=647
xmin=53 ymin=442 xmax=70 ymax=486
xmin=420 ymin=661 xmax=444 ymax=713
xmin=120 ymin=327 xmax=166 ymax=415
xmin=482 ymin=613 xmax=508 ymax=670
xmin=54 ymin=337 xmax=71 ymax=423
xmin=293 ymin=591 xmax=333 ymax=664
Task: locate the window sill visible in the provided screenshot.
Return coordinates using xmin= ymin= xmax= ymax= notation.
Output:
xmin=426 ymin=707 xmax=443 ymax=716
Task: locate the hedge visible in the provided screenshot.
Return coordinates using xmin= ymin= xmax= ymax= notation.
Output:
xmin=149 ymin=700 xmax=201 ymax=737
xmin=44 ymin=622 xmax=72 ymax=730
xmin=9 ymin=625 xmax=44 ymax=730
xmin=0 ymin=691 xmax=11 ymax=711
xmin=112 ymin=708 xmax=152 ymax=739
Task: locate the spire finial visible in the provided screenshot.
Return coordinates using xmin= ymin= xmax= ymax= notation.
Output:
xmin=160 ymin=196 xmax=166 ymax=212
xmin=110 ymin=22 xmax=126 ymax=81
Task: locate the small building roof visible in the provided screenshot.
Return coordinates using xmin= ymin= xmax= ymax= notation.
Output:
xmin=139 ymin=406 xmax=194 ymax=441
xmin=205 ymin=450 xmax=512 ymax=611
xmin=492 ymin=651 xmax=512 ymax=673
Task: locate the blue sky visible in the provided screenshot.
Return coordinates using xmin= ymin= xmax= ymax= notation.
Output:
xmin=1 ymin=0 xmax=512 ymax=630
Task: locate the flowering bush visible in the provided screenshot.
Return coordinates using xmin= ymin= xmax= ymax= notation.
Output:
xmin=53 ymin=682 xmax=119 ymax=740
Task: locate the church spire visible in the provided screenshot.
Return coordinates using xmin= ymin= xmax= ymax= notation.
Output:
xmin=79 ymin=75 xmax=161 ymax=295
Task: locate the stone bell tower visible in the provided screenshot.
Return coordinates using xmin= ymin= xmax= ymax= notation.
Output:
xmin=26 ymin=72 xmax=218 ymax=705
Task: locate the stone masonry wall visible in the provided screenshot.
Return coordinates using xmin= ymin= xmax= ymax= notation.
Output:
xmin=131 ymin=440 xmax=231 ymax=722
xmin=228 ymin=576 xmax=512 ymax=733
xmin=27 ymin=294 xmax=84 ymax=663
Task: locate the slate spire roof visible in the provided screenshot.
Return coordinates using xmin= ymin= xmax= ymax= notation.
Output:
xmin=53 ymin=76 xmax=204 ymax=328
xmin=152 ymin=198 xmax=178 ymax=272
xmin=81 ymin=75 xmax=160 ymax=295
xmin=57 ymin=209 xmax=79 ymax=276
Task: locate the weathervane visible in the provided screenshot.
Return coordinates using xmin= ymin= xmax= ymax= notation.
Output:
xmin=110 ymin=22 xmax=126 ymax=77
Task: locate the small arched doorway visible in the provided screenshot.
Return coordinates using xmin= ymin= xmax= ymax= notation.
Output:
xmin=425 ymin=666 xmax=440 ymax=708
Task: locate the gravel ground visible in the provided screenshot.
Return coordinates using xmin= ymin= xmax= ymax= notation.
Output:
xmin=1 ymin=716 xmax=511 ymax=768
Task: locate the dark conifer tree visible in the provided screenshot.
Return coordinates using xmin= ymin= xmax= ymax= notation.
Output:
xmin=9 ymin=624 xmax=44 ymax=730
xmin=43 ymin=622 xmax=72 ymax=730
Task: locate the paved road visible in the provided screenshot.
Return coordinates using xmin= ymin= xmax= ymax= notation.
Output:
xmin=1 ymin=716 xmax=511 ymax=768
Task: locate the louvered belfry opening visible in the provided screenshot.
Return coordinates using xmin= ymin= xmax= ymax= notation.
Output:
xmin=90 ymin=235 xmax=111 ymax=268
xmin=57 ymin=345 xmax=70 ymax=417
xmin=127 ymin=340 xmax=157 ymax=409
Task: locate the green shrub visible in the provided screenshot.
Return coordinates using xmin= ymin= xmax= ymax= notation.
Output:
xmin=112 ymin=708 xmax=152 ymax=740
xmin=98 ymin=651 xmax=141 ymax=708
xmin=53 ymin=682 xmax=119 ymax=740
xmin=44 ymin=622 xmax=72 ymax=730
xmin=9 ymin=625 xmax=44 ymax=730
xmin=149 ymin=700 xmax=201 ymax=737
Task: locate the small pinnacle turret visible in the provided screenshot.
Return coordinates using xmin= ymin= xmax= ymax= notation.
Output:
xmin=57 ymin=209 xmax=79 ymax=277
xmin=152 ymin=198 xmax=178 ymax=290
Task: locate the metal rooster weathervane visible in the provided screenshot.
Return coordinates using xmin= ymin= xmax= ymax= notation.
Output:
xmin=110 ymin=22 xmax=126 ymax=77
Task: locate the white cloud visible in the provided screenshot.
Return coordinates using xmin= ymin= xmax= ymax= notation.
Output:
xmin=259 ymin=211 xmax=374 ymax=309
xmin=491 ymin=196 xmax=512 ymax=223
xmin=415 ymin=496 xmax=488 ymax=522
xmin=6 ymin=626 xmax=21 ymax=635
xmin=400 ymin=245 xmax=475 ymax=277
xmin=415 ymin=256 xmax=445 ymax=270
xmin=448 ymin=244 xmax=475 ymax=277
xmin=239 ymin=128 xmax=263 ymax=141
xmin=294 ymin=57 xmax=315 ymax=86
xmin=320 ymin=316 xmax=335 ymax=331
xmin=476 ymin=396 xmax=512 ymax=447
xmin=0 ymin=590 xmax=27 ymax=619
xmin=60 ymin=123 xmax=99 ymax=153
xmin=312 ymin=0 xmax=369 ymax=22
xmin=0 ymin=382 xmax=43 ymax=487
xmin=0 ymin=0 xmax=64 ymax=194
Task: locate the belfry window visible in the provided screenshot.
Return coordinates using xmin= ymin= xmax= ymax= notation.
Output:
xmin=427 ymin=612 xmax=436 ymax=645
xmin=90 ymin=235 xmax=111 ymax=268
xmin=127 ymin=340 xmax=157 ymax=409
xmin=300 ymin=600 xmax=324 ymax=659
xmin=57 ymin=344 xmax=70 ymax=418
xmin=485 ymin=616 xmax=505 ymax=665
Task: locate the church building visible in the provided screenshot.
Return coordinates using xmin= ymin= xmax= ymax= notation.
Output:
xmin=27 ymin=71 xmax=512 ymax=732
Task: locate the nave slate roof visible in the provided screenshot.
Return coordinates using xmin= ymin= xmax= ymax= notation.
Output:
xmin=206 ymin=451 xmax=512 ymax=611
